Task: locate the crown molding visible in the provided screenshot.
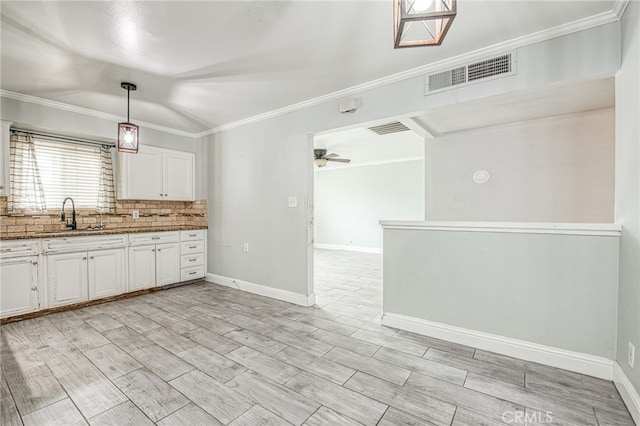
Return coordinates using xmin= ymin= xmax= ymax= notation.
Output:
xmin=613 ymin=0 xmax=630 ymax=19
xmin=2 ymin=3 xmax=626 ymax=139
xmin=201 ymin=6 xmax=623 ymax=136
xmin=0 ymin=90 xmax=196 ymax=139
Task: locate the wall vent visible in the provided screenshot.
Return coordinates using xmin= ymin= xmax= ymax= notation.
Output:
xmin=367 ymin=121 xmax=410 ymax=136
xmin=425 ymin=52 xmax=516 ymax=94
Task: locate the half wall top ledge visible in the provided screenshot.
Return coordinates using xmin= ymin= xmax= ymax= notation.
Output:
xmin=379 ymin=221 xmax=622 ymax=237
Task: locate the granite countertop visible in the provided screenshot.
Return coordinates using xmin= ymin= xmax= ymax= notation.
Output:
xmin=0 ymin=225 xmax=208 ymax=241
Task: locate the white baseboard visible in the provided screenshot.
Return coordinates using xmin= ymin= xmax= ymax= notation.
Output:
xmin=614 ymin=362 xmax=640 ymax=424
xmin=314 ymin=243 xmax=383 ymax=254
xmin=382 ymin=312 xmax=614 ymax=380
xmin=205 ymin=273 xmax=315 ymax=307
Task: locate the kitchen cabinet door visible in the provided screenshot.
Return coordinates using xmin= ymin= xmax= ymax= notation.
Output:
xmin=47 ymin=252 xmax=88 ymax=308
xmin=118 ymin=145 xmax=195 ymax=201
xmin=163 ymin=150 xmax=195 ymax=201
xmin=88 ymin=248 xmax=125 ymax=300
xmin=156 ymin=242 xmax=180 ymax=286
xmin=128 ymin=245 xmax=156 ymax=291
xmin=0 ymin=257 xmax=39 ymax=318
xmin=119 ymin=147 xmax=163 ymax=200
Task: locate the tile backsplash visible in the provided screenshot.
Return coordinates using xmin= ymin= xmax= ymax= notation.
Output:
xmin=0 ymin=196 xmax=207 ymax=238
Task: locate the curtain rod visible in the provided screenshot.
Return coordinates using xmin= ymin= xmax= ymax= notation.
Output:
xmin=11 ymin=128 xmax=116 ymax=148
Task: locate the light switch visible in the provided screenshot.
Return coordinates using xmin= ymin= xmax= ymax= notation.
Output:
xmin=288 ymin=196 xmax=298 ymax=208
xmin=132 ymin=210 xmax=140 ymax=219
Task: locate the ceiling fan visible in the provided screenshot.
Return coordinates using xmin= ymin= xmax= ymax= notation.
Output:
xmin=314 ymin=149 xmax=351 ymax=168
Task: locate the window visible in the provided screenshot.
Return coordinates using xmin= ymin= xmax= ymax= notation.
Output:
xmin=9 ymin=132 xmax=115 ymax=213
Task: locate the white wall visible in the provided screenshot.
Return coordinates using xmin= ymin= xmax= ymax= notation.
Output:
xmin=615 ymin=0 xmax=640 ymax=407
xmin=426 ymin=108 xmax=614 ymax=223
xmin=207 ymin=121 xmax=311 ymax=294
xmin=314 ymin=159 xmax=424 ymax=251
xmin=382 ymin=225 xmax=620 ymax=361
xmin=206 ymin=22 xmax=620 ymax=298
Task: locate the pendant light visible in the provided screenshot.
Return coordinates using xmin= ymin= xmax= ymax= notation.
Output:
xmin=393 ymin=0 xmax=457 ymax=48
xmin=118 ymin=82 xmax=139 ymax=153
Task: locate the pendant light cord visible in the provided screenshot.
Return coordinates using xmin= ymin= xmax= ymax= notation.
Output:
xmin=127 ymin=88 xmax=131 ymax=122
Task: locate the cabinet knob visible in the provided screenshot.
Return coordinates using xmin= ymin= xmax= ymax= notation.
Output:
xmin=31 ymin=286 xmax=38 ymax=292
xmin=164 ymin=193 xmax=168 ymax=196
xmin=152 ymin=249 xmax=156 ymax=252
xmin=160 ymin=193 xmax=163 ymax=196
xmin=90 ymin=256 xmax=94 ymax=260
xmin=32 ymin=261 xmax=38 ymax=265
xmin=157 ymin=248 xmax=162 ymax=252
xmin=83 ymin=256 xmax=87 ymax=260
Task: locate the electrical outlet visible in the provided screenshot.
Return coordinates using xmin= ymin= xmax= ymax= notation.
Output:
xmin=132 ymin=210 xmax=139 ymax=219
xmin=243 ymin=243 xmax=249 ymax=253
xmin=288 ymin=196 xmax=297 ymax=208
xmin=629 ymin=342 xmax=635 ymax=369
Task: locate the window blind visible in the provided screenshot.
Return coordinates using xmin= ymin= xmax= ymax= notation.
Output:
xmin=35 ymin=139 xmax=104 ymax=209
xmin=9 ymin=131 xmax=116 ymax=212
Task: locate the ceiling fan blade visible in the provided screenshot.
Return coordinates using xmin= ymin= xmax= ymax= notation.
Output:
xmin=327 ymin=158 xmax=351 ymax=163
xmin=324 ymin=153 xmax=339 ymax=158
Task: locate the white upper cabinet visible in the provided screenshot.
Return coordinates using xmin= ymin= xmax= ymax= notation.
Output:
xmin=163 ymin=151 xmax=195 ymax=201
xmin=120 ymin=147 xmax=164 ymax=200
xmin=118 ymin=144 xmax=195 ymax=201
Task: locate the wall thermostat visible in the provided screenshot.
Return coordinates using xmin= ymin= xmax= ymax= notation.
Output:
xmin=473 ymin=170 xmax=490 ymax=184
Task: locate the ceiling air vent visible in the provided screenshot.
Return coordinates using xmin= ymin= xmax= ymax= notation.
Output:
xmin=428 ymin=66 xmax=466 ymax=91
xmin=367 ymin=121 xmax=410 ymax=136
xmin=425 ymin=52 xmax=516 ymax=94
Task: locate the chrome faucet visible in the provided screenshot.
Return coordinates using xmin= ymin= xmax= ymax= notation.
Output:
xmin=61 ymin=197 xmax=77 ymax=230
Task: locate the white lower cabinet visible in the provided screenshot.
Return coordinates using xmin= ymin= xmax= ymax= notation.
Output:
xmin=47 ymin=252 xmax=88 ymax=308
xmin=156 ymin=243 xmax=180 ymax=285
xmin=47 ymin=248 xmax=126 ymax=308
xmin=88 ymin=248 xmax=126 ymax=300
xmin=0 ymin=256 xmax=40 ymax=318
xmin=2 ymin=229 xmax=204 ymax=318
xmin=128 ymin=232 xmax=181 ymax=290
xmin=180 ymin=229 xmax=206 ymax=280
xmin=128 ymin=245 xmax=156 ymax=291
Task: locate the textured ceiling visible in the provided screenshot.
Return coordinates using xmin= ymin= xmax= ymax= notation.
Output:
xmin=0 ymin=1 xmax=617 ymax=134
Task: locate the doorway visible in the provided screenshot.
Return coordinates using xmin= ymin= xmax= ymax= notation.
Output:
xmin=309 ymin=118 xmax=426 ymax=317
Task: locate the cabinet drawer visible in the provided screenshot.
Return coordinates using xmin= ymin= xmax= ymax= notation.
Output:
xmin=129 ymin=231 xmax=179 ymax=246
xmin=181 ymin=253 xmax=204 ymax=268
xmin=181 ymin=241 xmax=204 ymax=254
xmin=0 ymin=240 xmax=39 ymax=259
xmin=181 ymin=266 xmax=205 ymax=281
xmin=180 ymin=229 xmax=205 ymax=241
xmin=42 ymin=235 xmax=127 ymax=254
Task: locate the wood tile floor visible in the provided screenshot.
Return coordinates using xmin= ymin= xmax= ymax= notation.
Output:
xmin=1 ymin=249 xmax=635 ymax=425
